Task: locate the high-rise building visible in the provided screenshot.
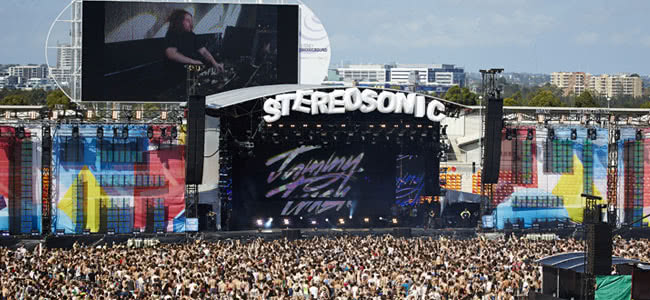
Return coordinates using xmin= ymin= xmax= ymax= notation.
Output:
xmin=336 ymin=64 xmax=388 ymax=82
xmin=588 ymin=74 xmax=643 ymax=98
xmin=551 ymin=72 xmax=643 ymax=98
xmin=335 ymin=63 xmax=465 ymax=87
xmin=550 ymin=72 xmax=588 ymax=96
xmin=8 ymin=65 xmax=48 ymax=81
xmin=57 ymin=45 xmax=74 ymax=69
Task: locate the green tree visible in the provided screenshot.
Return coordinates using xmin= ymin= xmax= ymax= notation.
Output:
xmin=503 ymin=97 xmax=520 ymax=106
xmin=528 ymin=89 xmax=563 ymax=107
xmin=575 ymin=91 xmax=598 ymax=107
xmin=46 ymin=89 xmax=73 ymax=109
xmin=443 ymin=86 xmax=478 ymax=105
xmin=28 ymin=89 xmax=48 ymax=105
xmin=640 ymin=101 xmax=650 ymax=109
xmin=0 ymin=94 xmax=28 ymax=105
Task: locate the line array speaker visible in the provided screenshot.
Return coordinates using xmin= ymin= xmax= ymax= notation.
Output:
xmin=586 ymin=223 xmax=612 ymax=275
xmin=186 ymin=95 xmax=206 ymax=184
xmin=482 ymin=97 xmax=504 ymax=184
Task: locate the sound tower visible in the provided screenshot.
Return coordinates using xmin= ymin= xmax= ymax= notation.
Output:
xmin=482 ymin=97 xmax=504 ymax=183
xmin=186 ymin=95 xmax=206 ymax=184
xmin=586 ymin=223 xmax=612 ymax=275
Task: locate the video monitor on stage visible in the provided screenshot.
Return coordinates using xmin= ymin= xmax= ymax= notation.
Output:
xmin=82 ymin=1 xmax=299 ymax=102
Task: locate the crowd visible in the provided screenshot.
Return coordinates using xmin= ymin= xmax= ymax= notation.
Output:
xmin=0 ymin=234 xmax=648 ymax=300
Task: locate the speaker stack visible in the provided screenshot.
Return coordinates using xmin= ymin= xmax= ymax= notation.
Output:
xmin=482 ymin=97 xmax=504 ymax=184
xmin=186 ymin=95 xmax=206 ymax=185
xmin=586 ymin=223 xmax=612 ymax=275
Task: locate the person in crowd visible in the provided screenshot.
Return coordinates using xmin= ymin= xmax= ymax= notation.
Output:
xmin=0 ymin=235 xmax=647 ymax=299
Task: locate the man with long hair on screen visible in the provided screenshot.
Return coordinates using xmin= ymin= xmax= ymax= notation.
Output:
xmin=164 ymin=9 xmax=224 ymax=85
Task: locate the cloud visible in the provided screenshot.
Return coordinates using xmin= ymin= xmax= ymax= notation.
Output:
xmin=575 ymin=32 xmax=599 ymax=45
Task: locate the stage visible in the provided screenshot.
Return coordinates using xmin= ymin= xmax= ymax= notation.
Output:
xmin=3 ymin=226 xmax=650 ymax=251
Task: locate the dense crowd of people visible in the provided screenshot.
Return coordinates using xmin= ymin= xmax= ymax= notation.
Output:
xmin=0 ymin=234 xmax=648 ymax=299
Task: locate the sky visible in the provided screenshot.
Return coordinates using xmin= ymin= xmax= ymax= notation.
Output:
xmin=1 ymin=0 xmax=649 ymax=75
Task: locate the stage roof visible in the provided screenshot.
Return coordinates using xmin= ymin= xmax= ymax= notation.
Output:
xmin=205 ymin=84 xmax=470 ymax=112
xmin=536 ymin=252 xmax=646 ymax=273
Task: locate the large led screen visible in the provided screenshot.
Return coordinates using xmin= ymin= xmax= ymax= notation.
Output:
xmin=83 ymin=2 xmax=299 ymax=102
xmin=232 ymin=144 xmax=397 ymax=229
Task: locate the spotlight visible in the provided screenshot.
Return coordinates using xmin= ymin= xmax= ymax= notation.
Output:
xmin=571 ymin=129 xmax=577 ymax=140
xmin=171 ymin=126 xmax=178 ymax=139
xmin=256 ymin=219 xmax=263 ymax=226
xmin=147 ymin=126 xmax=154 ymax=139
xmin=364 ymin=217 xmax=370 ymax=223
xmin=338 ymin=218 xmax=345 ymax=225
xmin=392 ymin=218 xmax=398 ymax=224
xmin=97 ymin=126 xmax=104 ymax=139
xmin=510 ymin=128 xmax=517 ymax=139
xmin=311 ymin=220 xmax=317 ymax=225
xmin=122 ymin=127 xmax=129 ymax=139
xmin=283 ymin=218 xmax=290 ymax=226
xmin=325 ymin=218 xmax=329 ymax=222
xmin=299 ymin=216 xmax=303 ymax=220
xmin=588 ymin=128 xmax=597 ymax=140
xmin=71 ymin=126 xmax=79 ymax=139
xmin=527 ymin=129 xmax=533 ymax=140
xmin=637 ymin=130 xmax=643 ymax=141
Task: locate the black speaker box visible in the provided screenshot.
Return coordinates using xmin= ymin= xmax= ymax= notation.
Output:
xmin=186 ymin=95 xmax=206 ymax=184
xmin=482 ymin=97 xmax=504 ymax=184
xmin=282 ymin=229 xmax=301 ymax=240
xmin=392 ymin=227 xmax=412 ymax=238
xmin=586 ymin=223 xmax=612 ymax=275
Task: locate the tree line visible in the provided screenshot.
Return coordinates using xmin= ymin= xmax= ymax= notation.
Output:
xmin=441 ymin=79 xmax=650 ymax=108
xmin=0 ymin=88 xmax=73 ymax=109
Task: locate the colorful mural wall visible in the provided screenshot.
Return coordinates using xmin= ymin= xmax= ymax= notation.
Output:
xmin=0 ymin=126 xmax=42 ymax=234
xmin=51 ymin=124 xmax=186 ymax=234
xmin=472 ymin=126 xmax=609 ymax=229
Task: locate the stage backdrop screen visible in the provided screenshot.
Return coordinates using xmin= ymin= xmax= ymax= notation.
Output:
xmin=232 ymin=144 xmax=396 ymax=229
xmin=82 ymin=1 xmax=299 ymax=102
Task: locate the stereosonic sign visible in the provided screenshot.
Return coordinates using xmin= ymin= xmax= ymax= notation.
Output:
xmin=263 ymin=88 xmax=446 ymax=123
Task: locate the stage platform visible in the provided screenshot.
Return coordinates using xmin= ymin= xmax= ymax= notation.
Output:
xmin=2 ymin=227 xmax=650 ymax=250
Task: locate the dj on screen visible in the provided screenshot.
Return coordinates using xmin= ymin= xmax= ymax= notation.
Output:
xmin=164 ymin=9 xmax=224 ymax=84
